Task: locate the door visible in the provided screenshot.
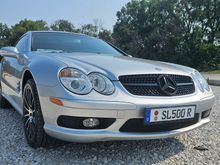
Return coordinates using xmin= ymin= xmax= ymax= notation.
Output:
xmin=1 ymin=35 xmax=29 ymax=112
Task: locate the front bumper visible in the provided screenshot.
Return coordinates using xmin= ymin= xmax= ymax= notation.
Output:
xmin=37 ymin=83 xmax=215 ymax=142
xmin=44 ymin=118 xmax=210 ymax=142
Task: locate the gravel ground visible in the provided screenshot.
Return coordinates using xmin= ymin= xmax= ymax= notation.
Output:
xmin=0 ymin=86 xmax=219 ymax=165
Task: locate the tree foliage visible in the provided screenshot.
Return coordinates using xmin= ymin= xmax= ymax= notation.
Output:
xmin=98 ymin=29 xmax=114 ymax=43
xmin=0 ymin=23 xmax=10 ymax=47
xmin=50 ymin=19 xmax=77 ymax=32
xmin=80 ymin=24 xmax=98 ymax=37
xmin=113 ymin=0 xmax=220 ymax=70
xmin=9 ymin=19 xmax=49 ymax=45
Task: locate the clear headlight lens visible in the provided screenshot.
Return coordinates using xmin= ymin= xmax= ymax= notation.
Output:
xmin=88 ymin=73 xmax=115 ymax=95
xmin=191 ymin=70 xmax=210 ymax=92
xmin=59 ymin=68 xmax=115 ymax=95
xmin=59 ymin=68 xmax=92 ymax=94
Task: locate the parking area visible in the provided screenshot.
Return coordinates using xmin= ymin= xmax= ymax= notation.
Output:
xmin=0 ymin=86 xmax=219 ymax=165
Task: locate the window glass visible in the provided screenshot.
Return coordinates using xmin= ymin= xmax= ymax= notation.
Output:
xmin=31 ymin=32 xmax=122 ymax=56
xmin=16 ymin=35 xmax=29 ymax=52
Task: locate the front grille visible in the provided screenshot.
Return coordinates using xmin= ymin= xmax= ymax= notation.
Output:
xmin=119 ymin=74 xmax=195 ymax=96
xmin=119 ymin=114 xmax=199 ymax=133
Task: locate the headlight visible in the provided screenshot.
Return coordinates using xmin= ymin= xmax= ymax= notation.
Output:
xmin=88 ymin=73 xmax=115 ymax=95
xmin=59 ymin=68 xmax=92 ymax=94
xmin=191 ymin=70 xmax=210 ymax=92
xmin=59 ymin=68 xmax=115 ymax=95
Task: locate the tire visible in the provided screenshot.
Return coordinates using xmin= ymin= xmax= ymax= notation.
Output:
xmin=23 ymin=79 xmax=58 ymax=148
xmin=0 ymin=83 xmax=11 ymax=108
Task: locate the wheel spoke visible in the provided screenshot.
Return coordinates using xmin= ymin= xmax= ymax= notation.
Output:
xmin=24 ymin=106 xmax=29 ymax=113
xmin=26 ymin=128 xmax=30 ymax=136
xmin=27 ymin=125 xmax=31 ymax=139
xmin=27 ymin=121 xmax=31 ymax=130
xmin=24 ymin=94 xmax=29 ymax=108
xmin=24 ymin=103 xmax=29 ymax=110
xmin=24 ymin=113 xmax=29 ymax=117
xmin=30 ymin=124 xmax=35 ymax=137
xmin=31 ymin=98 xmax=34 ymax=109
xmin=25 ymin=118 xmax=30 ymax=127
xmin=27 ymin=90 xmax=32 ymax=107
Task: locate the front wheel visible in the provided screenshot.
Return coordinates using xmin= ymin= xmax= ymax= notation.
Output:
xmin=23 ymin=79 xmax=58 ymax=148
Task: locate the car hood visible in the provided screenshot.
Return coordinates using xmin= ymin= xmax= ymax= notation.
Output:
xmin=49 ymin=53 xmax=194 ymax=80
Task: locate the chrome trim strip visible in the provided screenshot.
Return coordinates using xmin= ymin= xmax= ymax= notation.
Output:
xmin=176 ymin=82 xmax=194 ymax=86
xmin=122 ymin=82 xmax=193 ymax=87
xmin=123 ymin=83 xmax=158 ymax=87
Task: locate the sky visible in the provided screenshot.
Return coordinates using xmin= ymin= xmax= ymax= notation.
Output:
xmin=0 ymin=0 xmax=131 ymax=30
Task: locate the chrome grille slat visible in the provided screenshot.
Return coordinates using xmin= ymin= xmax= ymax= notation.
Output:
xmin=176 ymin=82 xmax=194 ymax=86
xmin=123 ymin=83 xmax=158 ymax=87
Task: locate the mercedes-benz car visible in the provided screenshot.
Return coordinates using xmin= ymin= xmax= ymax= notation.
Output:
xmin=0 ymin=31 xmax=215 ymax=148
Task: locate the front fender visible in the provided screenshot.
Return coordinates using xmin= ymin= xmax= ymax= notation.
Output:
xmin=26 ymin=54 xmax=68 ymax=87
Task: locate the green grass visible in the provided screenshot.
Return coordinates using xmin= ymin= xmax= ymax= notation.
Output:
xmin=206 ymin=70 xmax=220 ymax=74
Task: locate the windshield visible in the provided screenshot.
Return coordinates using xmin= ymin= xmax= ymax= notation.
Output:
xmin=31 ymin=32 xmax=122 ymax=56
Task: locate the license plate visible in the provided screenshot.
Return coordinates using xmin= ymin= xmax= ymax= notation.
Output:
xmin=144 ymin=105 xmax=196 ymax=124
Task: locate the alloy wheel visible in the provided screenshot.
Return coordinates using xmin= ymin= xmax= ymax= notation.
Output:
xmin=23 ymin=85 xmax=36 ymax=141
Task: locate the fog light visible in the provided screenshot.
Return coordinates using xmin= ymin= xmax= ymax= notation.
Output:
xmin=83 ymin=118 xmax=100 ymax=128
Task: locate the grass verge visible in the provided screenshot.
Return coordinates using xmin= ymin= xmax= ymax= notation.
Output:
xmin=206 ymin=70 xmax=220 ymax=74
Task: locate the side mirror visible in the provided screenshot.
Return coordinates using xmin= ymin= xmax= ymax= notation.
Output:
xmin=0 ymin=47 xmax=19 ymax=58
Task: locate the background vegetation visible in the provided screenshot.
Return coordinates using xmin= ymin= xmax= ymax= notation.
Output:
xmin=0 ymin=0 xmax=219 ymax=71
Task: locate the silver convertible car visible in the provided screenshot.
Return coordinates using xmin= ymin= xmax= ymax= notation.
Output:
xmin=0 ymin=31 xmax=215 ymax=148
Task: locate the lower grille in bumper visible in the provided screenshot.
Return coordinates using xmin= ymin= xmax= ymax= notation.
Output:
xmin=119 ymin=114 xmax=199 ymax=133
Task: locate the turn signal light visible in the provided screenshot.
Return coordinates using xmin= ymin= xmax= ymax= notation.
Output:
xmin=49 ymin=98 xmax=64 ymax=106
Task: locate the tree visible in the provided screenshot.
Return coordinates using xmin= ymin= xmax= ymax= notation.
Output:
xmin=9 ymin=19 xmax=49 ymax=45
xmin=0 ymin=23 xmax=11 ymax=47
xmin=114 ymin=0 xmax=183 ymax=60
xmin=175 ymin=0 xmax=220 ymax=69
xmin=113 ymin=0 xmax=220 ymax=70
xmin=98 ymin=29 xmax=114 ymax=43
xmin=50 ymin=19 xmax=77 ymax=32
xmin=80 ymin=24 xmax=98 ymax=37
